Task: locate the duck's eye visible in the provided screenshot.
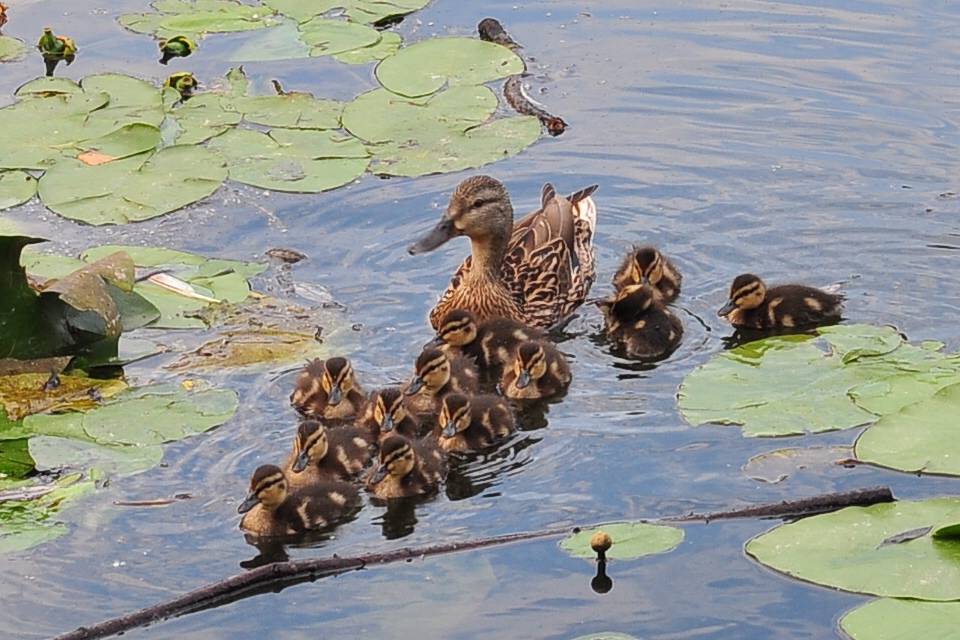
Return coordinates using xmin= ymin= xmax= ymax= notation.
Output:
xmin=471 ymin=198 xmax=485 ymax=209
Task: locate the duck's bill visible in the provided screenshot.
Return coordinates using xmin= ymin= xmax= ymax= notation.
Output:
xmin=405 ymin=376 xmax=426 ymax=395
xmin=238 ymin=493 xmax=260 ymax=514
xmin=408 ymin=217 xmax=457 ymax=255
xmin=442 ymin=422 xmax=457 ymax=438
xmin=717 ymin=300 xmax=737 ymax=317
xmin=292 ymin=450 xmax=310 ymax=473
xmin=516 ymin=370 xmax=532 ymax=389
xmin=370 ymin=465 xmax=388 ymax=484
xmin=380 ymin=414 xmax=395 ymax=433
xmin=327 ymin=384 xmax=342 ymax=406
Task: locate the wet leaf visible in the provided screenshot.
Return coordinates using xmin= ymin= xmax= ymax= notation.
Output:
xmin=119 ymin=0 xmax=280 ymax=39
xmin=560 ymin=523 xmax=684 ymax=560
xmin=164 ymin=93 xmax=242 ymax=146
xmin=855 ymin=382 xmax=960 ymax=476
xmin=29 ymin=435 xmax=163 ymax=477
xmin=227 ymin=20 xmax=311 ymax=61
xmin=746 ymin=497 xmax=960 ymax=600
xmin=0 ymin=171 xmax=38 ymax=210
xmin=375 ymin=37 xmax=525 ymax=98
xmin=0 ymin=35 xmax=28 ymax=62
xmin=743 ymin=445 xmax=853 ymax=483
xmin=334 ymin=31 xmax=401 ymax=64
xmin=0 ymin=374 xmax=127 ymax=421
xmin=841 ymin=598 xmax=960 ymax=640
xmin=208 ymin=127 xmax=368 ymax=192
xmin=262 ymin=0 xmax=429 ymax=24
xmin=227 ymin=85 xmax=343 ymax=130
xmin=38 ymin=146 xmax=228 ymax=225
xmin=299 ymin=18 xmax=381 ymax=57
xmin=0 ymin=473 xmax=95 ymax=555
xmin=0 ymin=439 xmax=34 ymax=478
xmin=23 ymin=384 xmax=239 ymax=447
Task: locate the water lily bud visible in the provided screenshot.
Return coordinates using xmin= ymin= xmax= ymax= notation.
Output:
xmin=590 ymin=530 xmax=612 ymax=559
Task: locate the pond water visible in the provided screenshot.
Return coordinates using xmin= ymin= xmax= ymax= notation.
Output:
xmin=3 ymin=0 xmax=960 ymax=638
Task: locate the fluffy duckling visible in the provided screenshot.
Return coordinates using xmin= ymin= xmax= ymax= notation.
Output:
xmin=434 ymin=309 xmax=546 ymax=371
xmin=360 ymin=387 xmax=423 ymax=441
xmin=612 ymin=246 xmax=682 ymax=302
xmin=284 ymin=420 xmax=375 ymax=486
xmin=438 ymin=393 xmax=516 ymax=453
xmin=404 ymin=348 xmax=480 ymax=416
xmin=501 ymin=340 xmax=571 ymax=400
xmin=598 ymin=284 xmax=683 ymax=359
xmin=238 ymin=464 xmax=360 ymax=537
xmin=366 ymin=435 xmax=448 ymax=499
xmin=718 ymin=273 xmax=843 ymax=329
xmin=290 ymin=356 xmax=366 ymax=421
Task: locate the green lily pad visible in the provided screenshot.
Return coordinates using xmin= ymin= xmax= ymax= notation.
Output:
xmin=0 ymin=473 xmax=96 ymax=555
xmin=209 ymin=127 xmax=369 ymax=192
xmin=0 ymin=36 xmax=29 ymax=63
xmin=742 ymin=445 xmax=853 ymax=483
xmin=230 ymin=94 xmax=343 ymax=130
xmin=0 ymin=171 xmax=38 ymax=210
xmin=375 ymin=37 xmax=525 ymax=98
xmin=227 ymin=20 xmax=311 ymax=61
xmin=0 ymin=373 xmax=127 ymax=421
xmin=746 ymin=497 xmax=960 ymax=600
xmin=14 ymin=76 xmax=84 ymax=98
xmin=76 ymin=123 xmax=162 ymax=162
xmin=119 ymin=0 xmax=280 ymax=39
xmin=81 ymin=73 xmax=166 ymax=128
xmin=299 ymin=18 xmax=381 ymax=57
xmin=841 ymin=598 xmax=960 ymax=640
xmin=855 ymin=381 xmax=960 ymax=476
xmin=334 ymin=31 xmax=401 ymax=64
xmin=24 ymin=384 xmax=239 ymax=447
xmin=29 ymin=435 xmax=163 ymax=477
xmin=560 ymin=523 xmax=684 ymax=561
xmin=262 ymin=0 xmax=429 ymax=24
xmin=38 ymin=146 xmax=227 ymax=225
xmin=678 ymin=325 xmax=960 ymax=437
xmin=0 ymin=439 xmax=35 ymax=478
xmin=164 ymin=93 xmax=242 ymax=146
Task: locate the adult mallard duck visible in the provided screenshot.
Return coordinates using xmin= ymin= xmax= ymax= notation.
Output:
xmin=409 ymin=175 xmax=598 ymax=330
xmin=598 ymin=284 xmax=683 ymax=359
xmin=612 ymin=246 xmax=682 ymax=302
xmin=718 ymin=273 xmax=843 ymax=329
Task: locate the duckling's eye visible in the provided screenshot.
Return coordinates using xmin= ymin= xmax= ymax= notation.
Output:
xmin=471 ymin=198 xmax=485 ymax=209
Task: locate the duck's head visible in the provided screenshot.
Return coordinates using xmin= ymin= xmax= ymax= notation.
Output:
xmin=369 ymin=435 xmax=416 ymax=484
xmin=719 ymin=273 xmax=767 ymax=316
xmin=405 ymin=348 xmax=451 ymax=396
xmin=239 ymin=465 xmax=287 ymax=514
xmin=370 ymin=387 xmax=411 ymax=434
xmin=408 ymin=176 xmax=513 ymax=254
xmin=439 ymin=393 xmax=472 ymax=438
xmin=436 ymin=309 xmax=480 ymax=347
xmin=512 ymin=341 xmax=548 ymax=389
xmin=292 ymin=420 xmax=328 ymax=472
xmin=598 ymin=284 xmax=655 ymax=329
xmin=630 ymin=247 xmax=666 ymax=287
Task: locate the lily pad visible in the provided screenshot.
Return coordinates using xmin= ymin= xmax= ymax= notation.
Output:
xmin=38 ymin=146 xmax=227 ymax=225
xmin=299 ymin=17 xmax=380 ymax=58
xmin=375 ymin=37 xmax=525 ymax=98
xmin=23 ymin=384 xmax=239 ymax=447
xmin=743 ymin=445 xmax=853 ymax=483
xmin=0 ymin=373 xmax=127 ymax=421
xmin=0 ymin=439 xmax=35 ymax=478
xmin=334 ymin=31 xmax=401 ymax=65
xmin=560 ymin=523 xmax=684 ymax=561
xmin=0 ymin=36 xmax=28 ymax=62
xmin=0 ymin=171 xmax=38 ymax=210
xmin=230 ymin=94 xmax=343 ymax=130
xmin=746 ymin=497 xmax=960 ymax=600
xmin=164 ymin=93 xmax=242 ymax=146
xmin=262 ymin=0 xmax=429 ymax=24
xmin=0 ymin=473 xmax=96 ymax=555
xmin=841 ymin=598 xmax=960 ymax=640
xmin=855 ymin=381 xmax=960 ymax=476
xmin=29 ymin=435 xmax=163 ymax=477
xmin=678 ymin=325 xmax=960 ymax=437
xmin=227 ymin=20 xmax=311 ymax=61
xmin=209 ymin=127 xmax=369 ymax=192
xmin=119 ymin=0 xmax=280 ymax=39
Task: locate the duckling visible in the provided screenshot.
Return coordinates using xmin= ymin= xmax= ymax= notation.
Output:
xmin=366 ymin=435 xmax=447 ymax=499
xmin=290 ymin=356 xmax=366 ymax=421
xmin=612 ymin=246 xmax=682 ymax=302
xmin=409 ymin=175 xmax=599 ymax=330
xmin=718 ymin=273 xmax=843 ymax=329
xmin=501 ymin=340 xmax=571 ymax=400
xmin=434 ymin=308 xmax=546 ymax=370
xmin=238 ymin=464 xmax=360 ymax=537
xmin=404 ymin=348 xmax=480 ymax=416
xmin=360 ymin=387 xmax=423 ymax=441
xmin=438 ymin=393 xmax=516 ymax=453
xmin=284 ymin=420 xmax=375 ymax=486
xmin=598 ymin=284 xmax=683 ymax=359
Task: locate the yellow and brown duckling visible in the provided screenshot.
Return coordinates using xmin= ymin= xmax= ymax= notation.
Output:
xmin=284 ymin=420 xmax=375 ymax=486
xmin=598 ymin=284 xmax=683 ymax=359
xmin=501 ymin=340 xmax=572 ymax=400
xmin=290 ymin=356 xmax=366 ymax=421
xmin=360 ymin=387 xmax=423 ymax=441
xmin=612 ymin=246 xmax=682 ymax=302
xmin=404 ymin=348 xmax=480 ymax=416
xmin=409 ymin=175 xmax=599 ymax=330
xmin=718 ymin=273 xmax=844 ymax=329
xmin=438 ymin=393 xmax=516 ymax=453
xmin=366 ymin=435 xmax=448 ymax=499
xmin=434 ymin=308 xmax=546 ymax=371
xmin=238 ymin=464 xmax=360 ymax=537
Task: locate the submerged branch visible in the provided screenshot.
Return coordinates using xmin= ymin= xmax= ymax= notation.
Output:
xmin=52 ymin=486 xmax=892 ymax=640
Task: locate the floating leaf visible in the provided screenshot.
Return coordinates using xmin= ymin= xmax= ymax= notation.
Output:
xmin=29 ymin=435 xmax=163 ymax=477
xmin=119 ymin=0 xmax=280 ymax=39
xmin=262 ymin=0 xmax=429 ymax=24
xmin=841 ymin=598 xmax=960 ymax=640
xmin=0 ymin=373 xmax=127 ymax=421
xmin=38 ymin=146 xmax=227 ymax=225
xmin=75 ymin=123 xmax=161 ymax=162
xmin=334 ymin=31 xmax=401 ymax=64
xmin=560 ymin=523 xmax=684 ymax=560
xmin=0 ymin=171 xmax=38 ymax=210
xmin=743 ymin=445 xmax=853 ymax=483
xmin=164 ymin=93 xmax=241 ymax=146
xmin=375 ymin=38 xmax=525 ymax=98
xmin=0 ymin=473 xmax=95 ymax=555
xmin=81 ymin=73 xmax=166 ymax=128
xmin=933 ymin=522 xmax=960 ymax=539
xmin=747 ymin=497 xmax=960 ymax=600
xmin=855 ymin=382 xmax=960 ymax=476
xmin=223 ymin=68 xmax=343 ymax=129
xmin=0 ymin=439 xmax=34 ymax=478
xmin=209 ymin=127 xmax=368 ymax=192
xmin=298 ymin=18 xmax=381 ymax=57
xmin=0 ymin=35 xmax=28 ymax=62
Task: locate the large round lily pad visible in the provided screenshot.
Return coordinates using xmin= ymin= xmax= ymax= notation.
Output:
xmin=375 ymin=37 xmax=526 ymax=98
xmin=164 ymin=93 xmax=242 ymax=146
xmin=209 ymin=127 xmax=369 ymax=192
xmin=840 ymin=598 xmax=960 ymax=640
xmin=561 ymin=523 xmax=684 ymax=561
xmin=0 ymin=171 xmax=37 ymax=210
xmin=262 ymin=0 xmax=430 ymax=24
xmin=334 ymin=32 xmax=401 ymax=65
xmin=746 ymin=498 xmax=960 ymax=600
xmin=38 ymin=146 xmax=227 ymax=225
xmin=0 ymin=36 xmax=28 ymax=62
xmin=299 ymin=18 xmax=381 ymax=57
xmin=228 ymin=93 xmax=343 ymax=130
xmin=119 ymin=0 xmax=280 ymax=39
